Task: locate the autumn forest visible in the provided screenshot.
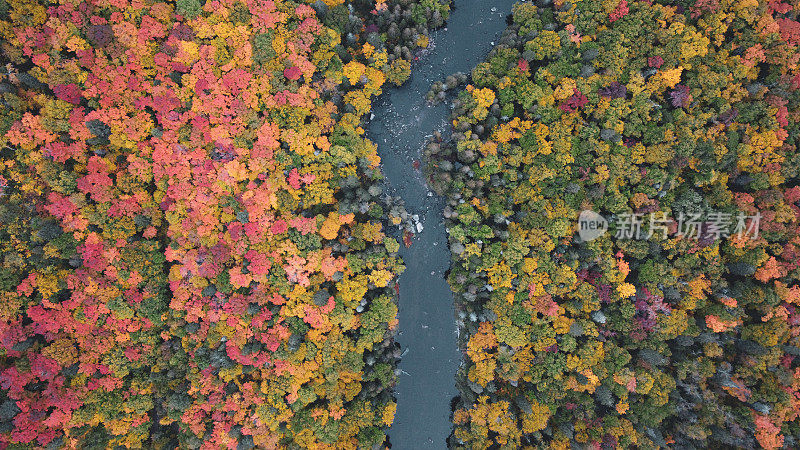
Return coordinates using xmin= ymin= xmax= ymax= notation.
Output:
xmin=1 ymin=0 xmax=800 ymax=449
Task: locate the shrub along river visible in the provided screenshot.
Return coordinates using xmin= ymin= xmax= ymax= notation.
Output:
xmin=366 ymin=1 xmax=517 ymax=447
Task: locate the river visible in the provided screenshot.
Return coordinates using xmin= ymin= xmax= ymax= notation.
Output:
xmin=365 ymin=1 xmax=518 ymax=448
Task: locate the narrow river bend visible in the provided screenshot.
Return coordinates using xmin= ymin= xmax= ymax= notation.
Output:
xmin=366 ymin=1 xmax=517 ymax=448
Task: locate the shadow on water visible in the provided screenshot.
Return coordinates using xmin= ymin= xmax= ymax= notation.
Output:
xmin=365 ymin=1 xmax=517 ymax=448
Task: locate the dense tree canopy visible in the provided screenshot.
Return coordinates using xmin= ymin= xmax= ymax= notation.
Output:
xmin=4 ymin=0 xmax=800 ymax=448
xmin=0 ymin=0 xmax=449 ymax=447
xmin=426 ymin=0 xmax=800 ymax=448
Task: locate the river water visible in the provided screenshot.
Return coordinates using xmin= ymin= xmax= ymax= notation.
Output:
xmin=366 ymin=1 xmax=517 ymax=448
